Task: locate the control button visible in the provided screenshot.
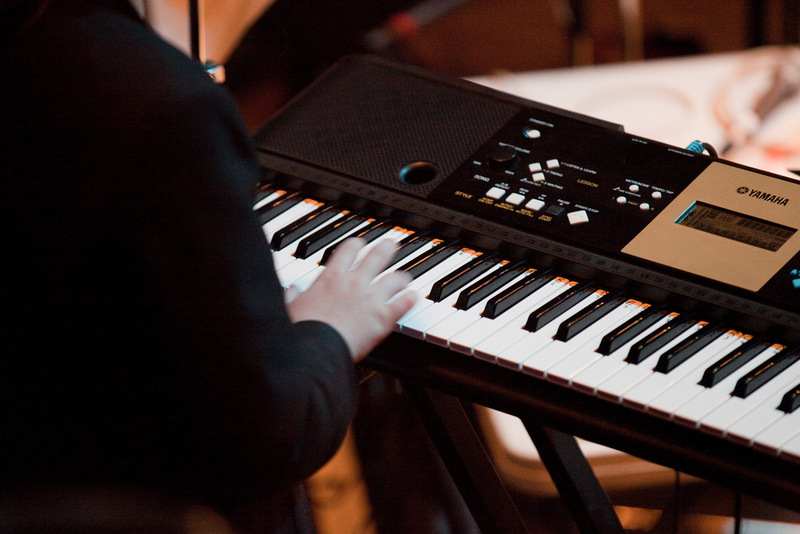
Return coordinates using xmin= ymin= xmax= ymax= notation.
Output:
xmin=528 ymin=162 xmax=543 ymax=172
xmin=546 ymin=158 xmax=560 ymax=169
xmin=567 ymin=210 xmax=589 ymax=225
xmin=616 ymin=196 xmax=627 ymax=204
xmin=532 ymin=172 xmax=546 ymax=183
xmin=652 ymin=191 xmax=663 ymax=199
xmin=546 ymin=205 xmax=565 ymax=217
xmin=486 ymin=186 xmax=506 ymax=200
xmin=525 ymin=198 xmax=546 ymax=211
xmin=523 ymin=127 xmax=541 ymax=139
xmin=628 ymin=184 xmax=640 ymax=193
xmin=506 ymin=193 xmax=525 ymax=206
xmin=639 ymin=203 xmax=651 ymax=211
xmin=487 ymin=145 xmax=518 ymax=168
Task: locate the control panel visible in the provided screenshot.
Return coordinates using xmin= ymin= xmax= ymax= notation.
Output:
xmin=428 ymin=107 xmax=800 ymax=303
xmin=429 ymin=109 xmax=711 ymax=252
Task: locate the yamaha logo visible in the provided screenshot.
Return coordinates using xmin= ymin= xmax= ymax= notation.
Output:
xmin=738 ymin=186 xmax=789 ymax=206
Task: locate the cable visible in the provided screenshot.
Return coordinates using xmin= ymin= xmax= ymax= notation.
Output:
xmin=686 ymin=140 xmax=719 ymax=157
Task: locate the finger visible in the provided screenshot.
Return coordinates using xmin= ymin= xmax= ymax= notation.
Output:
xmin=353 ymin=238 xmax=398 ymax=278
xmin=384 ymin=289 xmax=419 ymax=324
xmin=323 ymin=237 xmax=365 ymax=273
xmin=284 ymin=285 xmax=301 ymax=305
xmin=370 ymin=270 xmax=413 ymax=301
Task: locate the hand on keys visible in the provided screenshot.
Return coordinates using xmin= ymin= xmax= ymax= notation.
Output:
xmin=285 ymin=238 xmax=417 ymax=361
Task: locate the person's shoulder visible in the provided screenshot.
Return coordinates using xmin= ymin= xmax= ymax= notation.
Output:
xmin=7 ymin=1 xmax=226 ymax=120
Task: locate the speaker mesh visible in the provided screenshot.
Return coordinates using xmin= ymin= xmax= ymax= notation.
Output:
xmin=254 ymin=56 xmax=520 ymax=196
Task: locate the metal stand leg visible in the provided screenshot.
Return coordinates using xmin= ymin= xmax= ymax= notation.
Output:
xmin=522 ymin=420 xmax=624 ymax=534
xmin=403 ymin=383 xmax=531 ymax=534
xmin=405 ymin=382 xmax=625 ymax=533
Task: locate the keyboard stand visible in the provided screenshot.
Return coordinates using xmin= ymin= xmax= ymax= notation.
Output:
xmin=366 ymin=330 xmax=800 ymax=531
xmin=402 ymin=383 xmax=529 ymax=533
xmin=520 ymin=420 xmax=624 ymax=533
xmin=369 ymin=333 xmax=625 ymax=533
xmin=403 ymin=382 xmax=624 ymax=534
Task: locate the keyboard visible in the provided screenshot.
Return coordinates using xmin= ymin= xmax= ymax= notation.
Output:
xmin=252 ymin=54 xmax=800 ymax=511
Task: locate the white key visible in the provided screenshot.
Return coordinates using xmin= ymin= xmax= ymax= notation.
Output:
xmin=623 ymin=329 xmax=743 ymax=414
xmin=423 ymin=269 xmax=534 ymax=347
xmin=497 ymin=290 xmax=605 ymax=372
xmin=671 ymin=343 xmax=778 ymax=428
xmin=570 ymin=311 xmax=678 ymax=395
xmin=275 ymin=218 xmax=372 ymax=285
xmin=523 ymin=292 xmax=634 ymax=378
xmin=776 ymin=430 xmax=800 ymax=461
xmin=595 ymin=319 xmax=704 ymax=403
xmin=646 ymin=332 xmax=749 ymax=419
xmin=460 ymin=278 xmax=573 ymax=358
xmin=272 ymin=211 xmax=347 ymax=271
xmin=277 ymin=218 xmax=396 ymax=289
xmin=253 ymin=189 xmax=286 ymax=211
xmin=282 ymin=228 xmax=422 ymax=292
xmin=401 ymin=260 xmax=505 ymax=339
xmin=545 ymin=300 xmax=645 ymax=386
xmin=262 ymin=198 xmax=323 ymax=244
xmin=699 ymin=350 xmax=799 ymax=438
xmin=753 ymin=406 xmax=800 ymax=455
xmin=724 ymin=359 xmax=800 ymax=446
xmin=393 ymin=248 xmax=479 ymax=332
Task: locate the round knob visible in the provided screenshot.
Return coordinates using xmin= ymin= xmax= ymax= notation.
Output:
xmin=487 ymin=145 xmax=518 ymax=169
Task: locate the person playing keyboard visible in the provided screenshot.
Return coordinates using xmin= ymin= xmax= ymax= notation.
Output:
xmin=0 ymin=1 xmax=416 ymax=533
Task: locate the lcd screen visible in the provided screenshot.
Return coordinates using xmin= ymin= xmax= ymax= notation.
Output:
xmin=675 ymin=201 xmax=796 ymax=252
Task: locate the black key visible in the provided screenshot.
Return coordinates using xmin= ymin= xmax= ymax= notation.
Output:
xmin=524 ymin=280 xmax=597 ymax=332
xmin=625 ymin=313 xmax=697 ymax=364
xmin=555 ymin=291 xmax=626 ymax=342
xmin=699 ymin=337 xmax=770 ymax=387
xmin=483 ymin=269 xmax=553 ymax=320
xmin=398 ymin=239 xmax=461 ymax=279
xmin=255 ymin=191 xmax=302 ymax=225
xmin=270 ymin=203 xmax=340 ymax=250
xmin=455 ymin=260 xmax=527 ymax=311
xmin=252 ymin=183 xmax=276 ymax=208
xmin=779 ymin=384 xmax=800 ymax=413
xmin=428 ymin=252 xmax=499 ymax=302
xmin=597 ymin=305 xmax=667 ymax=355
xmin=654 ymin=321 xmax=727 ymax=373
xmin=387 ymin=231 xmax=435 ymax=267
xmin=319 ymin=218 xmax=393 ymax=265
xmin=294 ymin=211 xmax=367 ymax=259
xmin=732 ymin=345 xmax=800 ymax=398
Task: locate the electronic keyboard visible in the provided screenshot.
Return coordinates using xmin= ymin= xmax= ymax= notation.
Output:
xmin=252 ymin=54 xmax=800 ymax=513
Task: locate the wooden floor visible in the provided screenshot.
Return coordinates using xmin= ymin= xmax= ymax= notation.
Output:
xmin=306 ymin=429 xmax=377 ymax=534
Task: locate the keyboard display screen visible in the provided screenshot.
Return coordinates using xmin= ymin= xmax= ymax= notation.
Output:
xmin=675 ymin=201 xmax=797 ymax=252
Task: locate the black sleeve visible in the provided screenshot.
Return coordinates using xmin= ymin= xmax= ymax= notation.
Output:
xmin=106 ymin=15 xmax=359 ymax=489
xmin=0 ymin=0 xmax=357 ymax=507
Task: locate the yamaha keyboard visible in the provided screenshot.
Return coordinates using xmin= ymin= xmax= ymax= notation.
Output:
xmin=252 ymin=55 xmax=800 ymax=518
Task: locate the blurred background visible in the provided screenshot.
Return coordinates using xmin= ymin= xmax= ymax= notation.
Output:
xmin=224 ymin=0 xmax=800 ymax=131
xmin=224 ymin=2 xmax=800 ymax=532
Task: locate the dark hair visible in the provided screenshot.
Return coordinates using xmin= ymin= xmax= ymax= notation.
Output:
xmin=0 ymin=0 xmax=50 ymax=38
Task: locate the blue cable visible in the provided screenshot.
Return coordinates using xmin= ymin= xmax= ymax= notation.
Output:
xmin=685 ymin=140 xmax=719 ymax=157
xmin=686 ymin=140 xmax=705 ymax=153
